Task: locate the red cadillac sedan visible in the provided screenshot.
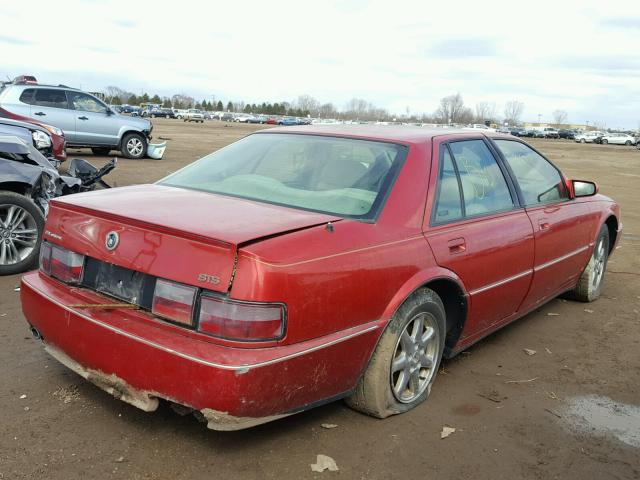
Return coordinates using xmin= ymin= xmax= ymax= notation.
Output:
xmin=21 ymin=126 xmax=621 ymax=430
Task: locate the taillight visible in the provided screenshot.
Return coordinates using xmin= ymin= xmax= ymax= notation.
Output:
xmin=39 ymin=242 xmax=84 ymax=284
xmin=152 ymin=279 xmax=197 ymax=326
xmin=198 ymin=296 xmax=285 ymax=341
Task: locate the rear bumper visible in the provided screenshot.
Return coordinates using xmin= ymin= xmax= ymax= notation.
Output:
xmin=21 ymin=272 xmax=381 ymax=430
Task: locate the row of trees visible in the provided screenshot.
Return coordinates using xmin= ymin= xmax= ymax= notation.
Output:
xmin=103 ymin=86 xmax=569 ymax=126
xmin=433 ymin=93 xmax=526 ymax=125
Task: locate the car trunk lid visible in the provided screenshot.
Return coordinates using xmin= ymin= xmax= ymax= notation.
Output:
xmin=46 ymin=184 xmax=340 ymax=292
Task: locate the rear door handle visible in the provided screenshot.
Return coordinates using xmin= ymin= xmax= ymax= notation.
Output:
xmin=78 ymin=116 xmax=89 ymax=121
xmin=34 ymin=111 xmax=46 ymax=116
xmin=538 ymin=219 xmax=550 ymax=231
xmin=447 ymin=237 xmax=466 ymax=254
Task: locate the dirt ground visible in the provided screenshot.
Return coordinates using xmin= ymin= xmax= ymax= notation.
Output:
xmin=1 ymin=119 xmax=638 ymax=479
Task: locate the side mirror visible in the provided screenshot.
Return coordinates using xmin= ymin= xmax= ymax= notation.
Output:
xmin=572 ymin=180 xmax=598 ymax=197
xmin=105 ymin=108 xmax=113 ymax=115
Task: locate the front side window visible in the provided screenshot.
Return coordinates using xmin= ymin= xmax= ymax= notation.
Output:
xmin=159 ymin=133 xmax=406 ymax=220
xmin=31 ymin=89 xmax=68 ymax=109
xmin=68 ymin=92 xmax=107 ymax=113
xmin=494 ymin=140 xmax=568 ymax=205
xmin=449 ymin=140 xmax=514 ymax=216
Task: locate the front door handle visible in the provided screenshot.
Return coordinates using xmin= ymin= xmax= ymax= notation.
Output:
xmin=78 ymin=116 xmax=89 ymax=121
xmin=447 ymin=237 xmax=466 ymax=254
xmin=34 ymin=111 xmax=46 ymax=116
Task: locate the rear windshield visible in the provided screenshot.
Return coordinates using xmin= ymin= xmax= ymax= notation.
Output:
xmin=159 ymin=133 xmax=407 ymax=220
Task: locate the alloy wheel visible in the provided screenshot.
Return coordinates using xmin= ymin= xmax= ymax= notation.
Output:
xmin=0 ymin=204 xmax=38 ymax=265
xmin=390 ymin=312 xmax=439 ymax=403
xmin=592 ymin=237 xmax=607 ymax=289
xmin=126 ymin=137 xmax=144 ymax=157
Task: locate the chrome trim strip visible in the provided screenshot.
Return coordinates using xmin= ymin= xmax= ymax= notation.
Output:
xmin=469 ymin=269 xmax=532 ymax=296
xmin=23 ymin=278 xmax=379 ymax=372
xmin=534 ymin=245 xmax=589 ymax=272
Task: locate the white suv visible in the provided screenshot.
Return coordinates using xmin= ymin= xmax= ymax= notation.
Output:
xmin=184 ymin=109 xmax=204 ymax=123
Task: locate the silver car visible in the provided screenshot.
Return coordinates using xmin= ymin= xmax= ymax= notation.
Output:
xmin=0 ymin=80 xmax=153 ymax=159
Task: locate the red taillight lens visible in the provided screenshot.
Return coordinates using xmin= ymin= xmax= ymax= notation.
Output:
xmin=152 ymin=279 xmax=197 ymax=326
xmin=39 ymin=242 xmax=84 ymax=283
xmin=198 ymin=296 xmax=285 ymax=341
xmin=39 ymin=242 xmax=52 ymax=275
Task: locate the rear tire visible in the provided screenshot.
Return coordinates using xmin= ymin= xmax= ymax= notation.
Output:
xmin=91 ymin=147 xmax=111 ymax=155
xmin=121 ymin=133 xmax=147 ymax=159
xmin=0 ymin=192 xmax=44 ymax=275
xmin=581 ymin=139 xmax=586 ymax=143
xmin=568 ymin=225 xmax=609 ymax=302
xmin=602 ymin=139 xmax=608 ymax=144
xmin=346 ymin=288 xmax=445 ymax=418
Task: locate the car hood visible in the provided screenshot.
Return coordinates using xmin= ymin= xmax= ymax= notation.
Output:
xmin=114 ymin=113 xmax=151 ymax=130
xmin=50 ymin=184 xmax=341 ymax=246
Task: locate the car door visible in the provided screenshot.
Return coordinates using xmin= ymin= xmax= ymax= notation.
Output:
xmin=491 ymin=139 xmax=593 ymax=311
xmin=66 ymin=91 xmax=120 ymax=146
xmin=24 ymin=88 xmax=77 ymax=141
xmin=424 ymin=136 xmax=535 ymax=337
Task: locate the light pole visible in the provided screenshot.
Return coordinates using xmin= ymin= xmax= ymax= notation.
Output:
xmin=537 ymin=113 xmax=542 ymax=125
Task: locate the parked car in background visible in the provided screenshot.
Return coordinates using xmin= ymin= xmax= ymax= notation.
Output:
xmin=600 ymin=133 xmax=636 ymax=146
xmin=174 ymin=109 xmax=188 ymax=119
xmin=0 ymin=109 xmax=67 ymax=162
xmin=558 ymin=129 xmax=576 ymax=139
xmin=248 ymin=115 xmax=268 ymax=124
xmin=543 ymin=128 xmax=560 ymax=139
xmin=121 ymin=105 xmax=141 ymax=115
xmin=0 ymin=135 xmax=115 ymax=274
xmin=21 ymin=126 xmax=620 ymax=431
xmin=184 ymin=109 xmax=205 ymax=123
xmin=575 ymin=131 xmax=603 ymax=143
xmin=146 ymin=107 xmax=175 ymax=119
xmin=508 ymin=127 xmax=526 ymax=137
xmin=0 ymin=78 xmax=153 ymax=159
xmin=233 ymin=114 xmax=253 ymax=123
xmin=278 ymin=117 xmax=299 ymax=126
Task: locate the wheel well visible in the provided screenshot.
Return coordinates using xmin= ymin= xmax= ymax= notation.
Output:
xmin=119 ymin=130 xmax=145 ymax=149
xmin=423 ymin=278 xmax=468 ymax=358
xmin=604 ymin=215 xmax=618 ymax=254
xmin=0 ymin=182 xmax=30 ymax=196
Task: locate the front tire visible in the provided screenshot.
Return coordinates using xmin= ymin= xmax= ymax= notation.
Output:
xmin=121 ymin=133 xmax=147 ymax=159
xmin=0 ymin=192 xmax=44 ymax=275
xmin=569 ymin=225 xmax=609 ymax=302
xmin=346 ymin=288 xmax=445 ymax=418
xmin=602 ymin=139 xmax=608 ymax=144
xmin=625 ymin=140 xmax=631 ymax=146
xmin=581 ymin=138 xmax=586 ymax=143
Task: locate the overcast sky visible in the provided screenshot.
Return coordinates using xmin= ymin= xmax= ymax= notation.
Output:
xmin=2 ymin=0 xmax=639 ymax=128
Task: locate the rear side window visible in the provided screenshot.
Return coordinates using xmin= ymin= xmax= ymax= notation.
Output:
xmin=434 ymin=148 xmax=463 ymax=222
xmin=449 ymin=140 xmax=514 ymax=217
xmin=494 ymin=140 xmax=568 ymax=205
xmin=32 ymin=89 xmax=69 ymax=109
xmin=19 ymin=89 xmax=36 ymax=105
